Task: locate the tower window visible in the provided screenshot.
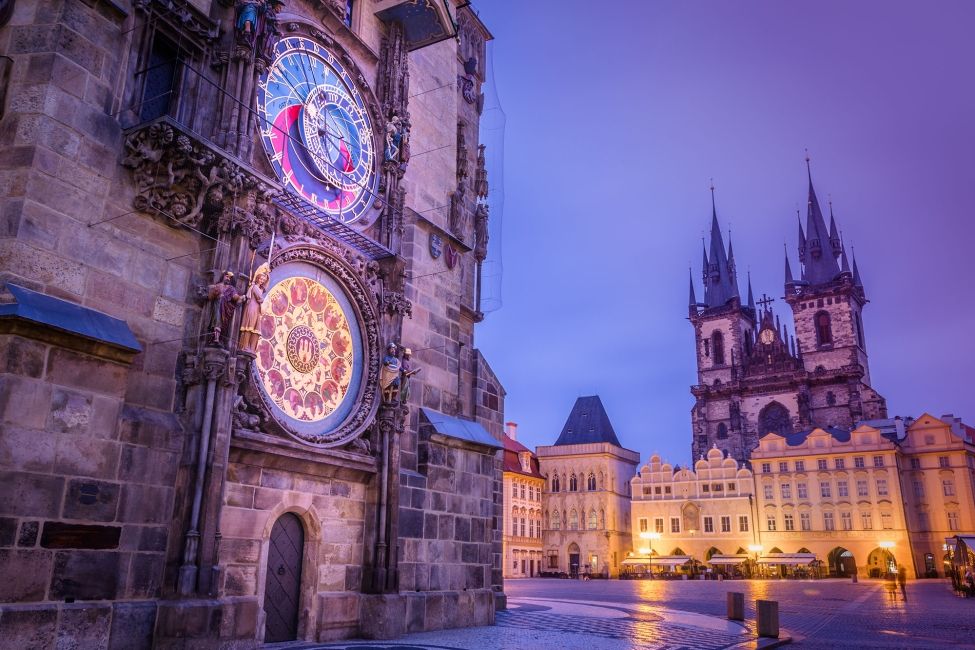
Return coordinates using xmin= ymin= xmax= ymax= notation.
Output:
xmin=814 ymin=311 xmax=833 ymax=345
xmin=343 ymin=0 xmax=354 ymax=27
xmin=716 ymin=423 xmax=728 ymax=439
xmin=712 ymin=331 xmax=725 ymax=365
xmin=855 ymin=312 xmax=865 ymax=349
xmin=139 ymin=34 xmax=181 ymax=122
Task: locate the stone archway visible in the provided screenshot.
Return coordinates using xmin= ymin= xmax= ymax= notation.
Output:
xmin=828 ymin=547 xmax=856 ymax=577
xmin=567 ymin=542 xmax=581 ymax=577
xmin=867 ymin=547 xmax=896 ymax=578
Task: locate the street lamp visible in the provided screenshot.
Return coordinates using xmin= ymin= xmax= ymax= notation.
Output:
xmin=639 ymin=531 xmax=661 ymax=577
xmin=748 ymin=544 xmax=763 ymax=579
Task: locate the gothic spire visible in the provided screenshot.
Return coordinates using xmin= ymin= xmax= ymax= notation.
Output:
xmin=784 ymin=245 xmax=795 ymax=286
xmin=727 ymin=233 xmax=740 ymax=299
xmin=797 ymin=210 xmax=806 ymax=264
xmin=840 ymin=243 xmax=852 ymax=275
xmin=703 ymin=185 xmax=738 ymax=308
xmin=828 ymin=200 xmax=842 ymax=258
xmin=852 ymin=248 xmax=864 ymax=290
xmin=801 ymin=155 xmax=841 ymax=285
xmin=747 ymin=272 xmax=755 ymax=312
xmin=688 ymin=268 xmax=697 ymax=309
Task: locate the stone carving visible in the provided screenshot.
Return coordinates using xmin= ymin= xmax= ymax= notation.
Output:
xmin=448 ymin=187 xmax=466 ymax=237
xmin=399 ymin=347 xmax=421 ymax=403
xmin=380 ymin=342 xmax=401 ymax=404
xmin=380 ymin=291 xmax=413 ymax=319
xmin=384 ymin=115 xmax=409 ymax=164
xmin=238 ymin=263 xmax=269 ymax=353
xmin=458 ymin=75 xmax=476 ymax=104
xmin=134 ymin=0 xmax=220 ymax=44
xmin=256 ymin=0 xmax=285 ymax=63
xmin=122 ymin=122 xmax=281 ymax=232
xmin=473 ymin=202 xmax=489 ymax=263
xmin=456 ymin=8 xmax=486 ymax=79
xmin=456 ymin=122 xmax=469 ymax=183
xmin=207 ymin=271 xmax=245 ymax=347
xmin=474 ymin=144 xmax=488 ymax=200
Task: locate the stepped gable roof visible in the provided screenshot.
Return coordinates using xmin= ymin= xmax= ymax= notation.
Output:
xmin=502 ymin=435 xmax=543 ymax=478
xmin=554 ymin=396 xmax=622 ymax=447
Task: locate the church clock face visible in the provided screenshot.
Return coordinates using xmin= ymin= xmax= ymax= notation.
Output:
xmin=759 ymin=328 xmax=775 ymax=345
xmin=257 ymin=36 xmax=378 ymax=225
xmin=253 ymin=264 xmax=364 ymax=439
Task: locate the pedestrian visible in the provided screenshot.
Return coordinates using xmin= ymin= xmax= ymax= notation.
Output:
xmin=896 ymin=566 xmax=907 ymax=600
xmin=965 ymin=568 xmax=975 ymax=598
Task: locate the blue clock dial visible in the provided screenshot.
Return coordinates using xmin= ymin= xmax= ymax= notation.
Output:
xmin=257 ymin=37 xmax=378 ymax=225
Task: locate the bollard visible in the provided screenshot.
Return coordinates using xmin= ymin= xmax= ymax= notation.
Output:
xmin=756 ymin=599 xmax=780 ymax=638
xmin=727 ymin=592 xmax=745 ymax=621
xmin=852 ymin=573 xmax=858 ymax=584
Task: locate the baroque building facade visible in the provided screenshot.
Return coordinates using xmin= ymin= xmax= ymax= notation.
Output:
xmin=0 ymin=0 xmax=505 ymax=647
xmin=537 ymin=396 xmax=639 ymax=578
xmin=500 ymin=422 xmax=544 ymax=578
xmin=689 ymin=168 xmax=887 ymax=464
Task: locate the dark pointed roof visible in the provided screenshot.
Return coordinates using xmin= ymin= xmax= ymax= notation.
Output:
xmin=801 ymin=160 xmax=842 ymax=285
xmin=746 ymin=272 xmax=755 ymax=312
xmin=703 ymin=190 xmax=740 ymax=308
xmin=688 ymin=268 xmax=697 ymax=308
xmin=554 ymin=396 xmax=622 ymax=447
xmin=784 ymin=246 xmax=795 ymax=285
xmin=852 ymin=249 xmax=864 ymax=289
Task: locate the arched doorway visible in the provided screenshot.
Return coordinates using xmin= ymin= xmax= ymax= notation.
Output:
xmin=567 ymin=542 xmax=580 ymax=578
xmin=828 ymin=547 xmax=856 ymax=577
xmin=264 ymin=513 xmax=304 ymax=642
xmin=867 ymin=547 xmax=896 ymax=578
xmin=705 ymin=547 xmax=722 ymax=560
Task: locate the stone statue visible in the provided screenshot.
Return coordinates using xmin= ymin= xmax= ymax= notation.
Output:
xmin=235 ymin=0 xmax=265 ymax=48
xmin=257 ymin=0 xmax=284 ymax=62
xmin=384 ymin=115 xmax=404 ymax=162
xmin=379 ymin=342 xmax=401 ymax=403
xmin=238 ymin=263 xmax=269 ymax=354
xmin=208 ymin=270 xmax=245 ymax=347
xmin=473 ymin=202 xmax=489 ymax=262
xmin=399 ymin=347 xmax=421 ymax=403
xmin=474 ymin=144 xmax=488 ymax=200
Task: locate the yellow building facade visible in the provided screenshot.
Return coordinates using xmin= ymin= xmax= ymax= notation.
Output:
xmin=501 ymin=424 xmax=545 ymax=578
xmin=629 ymin=448 xmax=757 ymax=576
xmin=751 ymin=426 xmax=911 ymax=577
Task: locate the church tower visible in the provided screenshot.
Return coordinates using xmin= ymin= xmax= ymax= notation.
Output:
xmin=783 ymin=159 xmax=887 ymax=425
xmin=688 ymin=190 xmax=756 ymax=462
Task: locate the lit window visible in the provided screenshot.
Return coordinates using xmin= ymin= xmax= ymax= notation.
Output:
xmin=817 ymin=459 xmax=828 ymax=470
xmin=639 ymin=518 xmax=648 ymax=532
xmin=763 ymin=485 xmax=773 ymax=500
xmin=797 ymin=482 xmax=808 ymax=499
xmin=799 ymin=512 xmax=811 ymax=531
xmin=837 ymin=481 xmax=849 ymax=498
xmin=854 ymin=456 xmax=865 ymax=468
xmin=823 ymin=512 xmax=835 ymax=531
xmin=654 ymin=518 xmax=664 ymax=533
xmin=588 ymin=510 xmax=598 ymax=530
xmin=820 ymin=481 xmax=832 ymax=498
xmin=795 ymin=460 xmax=805 ymax=472
xmin=841 ymin=512 xmax=853 ymax=530
xmin=766 ymin=515 xmax=776 ymax=531
xmin=670 ymin=517 xmax=681 ymax=533
xmin=856 ymin=480 xmax=868 ymax=497
xmin=860 ymin=512 xmax=872 ymax=529
xmin=948 ymin=512 xmax=959 ymax=531
xmin=720 ymin=516 xmax=731 ymax=533
xmin=784 ymin=514 xmax=795 ymax=531
xmin=703 ymin=516 xmax=714 ymax=533
xmin=876 ymin=479 xmax=888 ymax=496
xmin=943 ymin=480 xmax=955 ymax=497
xmin=881 ymin=512 xmax=893 ymax=529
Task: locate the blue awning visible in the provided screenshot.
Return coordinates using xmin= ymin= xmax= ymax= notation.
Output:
xmin=0 ymin=283 xmax=141 ymax=352
xmin=420 ymin=407 xmax=502 ymax=450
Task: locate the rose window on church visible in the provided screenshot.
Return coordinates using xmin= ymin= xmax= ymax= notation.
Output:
xmin=255 ymin=275 xmax=356 ymax=425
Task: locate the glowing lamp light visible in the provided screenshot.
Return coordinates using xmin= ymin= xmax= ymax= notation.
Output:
xmin=878 ymin=541 xmax=895 ymax=549
xmin=748 ymin=544 xmax=763 ymax=553
xmin=638 ymin=547 xmax=651 ymax=555
xmin=638 ymin=531 xmax=662 ymax=541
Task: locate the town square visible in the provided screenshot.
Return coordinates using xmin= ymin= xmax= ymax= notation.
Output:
xmin=0 ymin=0 xmax=973 ymax=649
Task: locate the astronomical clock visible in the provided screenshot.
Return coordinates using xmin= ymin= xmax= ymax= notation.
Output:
xmin=250 ymin=33 xmax=383 ymax=447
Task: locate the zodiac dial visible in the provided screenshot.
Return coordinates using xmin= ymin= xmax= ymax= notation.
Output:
xmin=257 ymin=36 xmax=378 ymax=225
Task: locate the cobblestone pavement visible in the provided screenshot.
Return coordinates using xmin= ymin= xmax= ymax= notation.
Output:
xmin=270 ymin=578 xmax=975 ymax=649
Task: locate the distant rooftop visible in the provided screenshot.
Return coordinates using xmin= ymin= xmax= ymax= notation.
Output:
xmin=554 ymin=396 xmax=622 ymax=447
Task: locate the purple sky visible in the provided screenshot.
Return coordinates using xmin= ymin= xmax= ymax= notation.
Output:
xmin=472 ymin=0 xmax=975 ymax=465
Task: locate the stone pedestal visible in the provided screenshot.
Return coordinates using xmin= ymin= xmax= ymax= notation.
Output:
xmin=726 ymin=592 xmax=744 ymax=621
xmin=756 ymin=599 xmax=779 ymax=638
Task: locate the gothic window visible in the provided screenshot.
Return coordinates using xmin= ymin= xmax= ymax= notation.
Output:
xmin=588 ymin=509 xmax=597 ymax=530
xmin=139 ymin=33 xmax=181 ymax=122
xmin=587 ymin=473 xmax=596 ymax=491
xmin=552 ymin=475 xmax=560 ymax=492
xmin=569 ymin=509 xmax=578 ymax=530
xmin=716 ymin=423 xmax=728 ymax=439
xmin=569 ymin=474 xmax=578 ymax=492
xmin=551 ymin=510 xmax=561 ymax=530
xmin=712 ymin=331 xmax=725 ymax=365
xmin=599 ymin=509 xmax=606 ymax=529
xmin=855 ymin=312 xmax=865 ymax=349
xmin=815 ymin=311 xmax=833 ymax=345
xmin=758 ymin=402 xmax=792 ymax=437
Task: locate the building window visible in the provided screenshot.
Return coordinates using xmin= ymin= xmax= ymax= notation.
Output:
xmin=912 ymin=480 xmax=924 ymax=498
xmin=834 ymin=458 xmax=845 ymax=469
xmin=343 ymin=0 xmax=354 ymax=27
xmin=738 ymin=515 xmax=749 ymax=532
xmin=861 ymin=511 xmax=873 ymax=529
xmin=761 ymin=463 xmax=771 ymax=474
xmin=551 ymin=510 xmax=561 ymax=530
xmin=763 ymin=485 xmax=773 ymax=500
xmin=569 ymin=509 xmax=578 ymax=530
xmin=815 ymin=311 xmax=833 ymax=345
xmin=720 ymin=516 xmax=731 ymax=533
xmin=797 ymin=482 xmax=808 ymax=499
xmin=654 ymin=518 xmax=664 ymax=533
xmin=910 ymin=458 xmax=921 ymax=470
xmin=837 ymin=481 xmax=849 ymax=498
xmin=664 ymin=486 xmax=672 ymax=494
xmin=548 ymin=554 xmax=558 ymax=569
xmin=712 ymin=330 xmax=725 ymax=365
xmin=703 ymin=484 xmax=710 ymax=493
xmin=854 ymin=456 xmax=865 ymax=468
xmin=873 ymin=456 xmax=884 ymax=467
xmin=569 ymin=475 xmax=578 ymax=491
xmin=820 ymin=481 xmax=832 ymax=498
xmin=876 ymin=479 xmax=888 ymax=496
xmin=716 ymin=423 xmax=728 ymax=439
xmin=917 ymin=511 xmax=929 ymax=529
xmin=780 ymin=483 xmax=792 ymax=500
xmin=778 ymin=461 xmax=789 ymax=473
xmin=529 ymin=519 xmax=534 ymax=538
xmin=712 ymin=483 xmax=723 ymax=492
xmin=520 ymin=484 xmax=525 ymax=499
xmin=823 ymin=512 xmax=835 ymax=531
xmin=520 ymin=518 xmax=526 ymax=537
xmin=642 ymin=486 xmax=652 ymax=496
xmin=766 ymin=515 xmax=776 ymax=531
xmin=703 ymin=516 xmax=714 ymax=533
xmin=512 ymin=483 xmax=518 ymax=498
xmin=588 ymin=510 xmax=598 ymax=530
xmin=817 ymin=459 xmax=828 ymax=470
xmin=856 ymin=480 xmax=868 ymax=497
xmin=587 ymin=473 xmax=597 ymax=491
xmin=728 ymin=482 xmax=736 ymax=491
xmin=939 ymin=456 xmax=950 ymax=468
xmin=639 ymin=518 xmax=648 ymax=532
xmin=800 ymin=512 xmax=811 ymax=531
xmin=670 ymin=517 xmax=681 ymax=533
xmin=841 ymin=512 xmax=853 ymax=530
xmin=513 ymin=559 xmax=518 ymax=570
xmin=943 ymin=479 xmax=955 ymax=497
xmin=948 ymin=512 xmax=959 ymax=531
xmin=654 ymin=486 xmax=662 ymax=495
xmin=795 ymin=460 xmax=805 ymax=472
xmin=784 ymin=513 xmax=795 ymax=531
xmin=881 ymin=512 xmax=893 ymax=529
xmin=139 ymin=33 xmax=181 ymax=122
xmin=552 ymin=475 xmax=560 ymax=492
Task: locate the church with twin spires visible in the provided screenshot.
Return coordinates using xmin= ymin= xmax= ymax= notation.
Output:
xmin=688 ymin=163 xmax=888 ymax=464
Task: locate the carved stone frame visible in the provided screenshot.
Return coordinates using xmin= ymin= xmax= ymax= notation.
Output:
xmin=251 ymin=243 xmax=381 ymax=447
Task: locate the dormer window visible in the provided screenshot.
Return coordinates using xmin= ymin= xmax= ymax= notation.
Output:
xmin=519 ymin=452 xmax=531 ymax=472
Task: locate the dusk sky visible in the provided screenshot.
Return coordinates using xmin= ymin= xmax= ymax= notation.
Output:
xmin=471 ymin=0 xmax=975 ymax=466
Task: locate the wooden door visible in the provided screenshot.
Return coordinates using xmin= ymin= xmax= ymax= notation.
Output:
xmin=263 ymin=513 xmax=303 ymax=643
